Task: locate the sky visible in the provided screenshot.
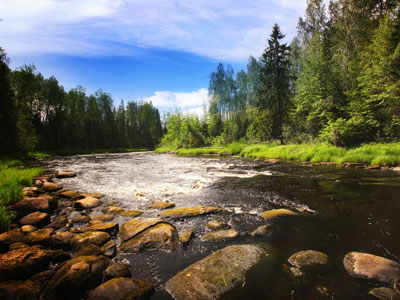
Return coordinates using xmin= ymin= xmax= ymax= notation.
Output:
xmin=0 ymin=0 xmax=315 ymax=115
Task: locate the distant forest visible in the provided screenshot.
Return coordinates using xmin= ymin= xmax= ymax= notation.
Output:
xmin=161 ymin=0 xmax=400 ymax=148
xmin=0 ymin=59 xmax=163 ymax=154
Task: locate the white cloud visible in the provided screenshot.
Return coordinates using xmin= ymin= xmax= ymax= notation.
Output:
xmin=0 ymin=0 xmax=310 ymax=61
xmin=143 ymin=88 xmax=208 ymax=109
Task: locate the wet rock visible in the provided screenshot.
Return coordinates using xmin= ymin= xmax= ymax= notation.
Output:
xmin=59 ymin=207 xmax=73 ymax=216
xmin=24 ymin=228 xmax=54 ymax=246
xmin=58 ymin=190 xmax=82 ymax=199
xmin=0 ymin=229 xmax=24 ymax=251
xmin=70 ymin=231 xmax=111 ymax=251
xmin=0 ymin=246 xmax=55 ymax=281
xmin=121 ymin=210 xmax=143 ymax=217
xmin=165 ymin=245 xmax=273 ymax=300
xmin=179 ymin=229 xmax=193 ymax=245
xmin=100 ymin=240 xmax=117 ymax=258
xmin=20 ymin=225 xmax=37 ymax=233
xmin=102 ymin=206 xmax=125 ymax=215
xmin=92 ymin=214 xmax=115 ymax=222
xmin=56 ymin=171 xmax=76 ymax=178
xmin=119 ymin=218 xmax=168 ymax=242
xmin=206 ymin=220 xmax=230 ymax=230
xmin=343 ymin=162 xmax=364 ymax=168
xmin=284 ymin=266 xmax=314 ymax=287
xmin=0 ymin=279 xmax=41 ymax=300
xmin=9 ymin=242 xmax=29 ymax=250
xmin=103 ymin=263 xmax=131 ymax=281
xmin=71 ymin=215 xmax=91 ymax=224
xmin=251 ymin=225 xmax=271 ymax=236
xmin=158 ymin=206 xmax=226 ymax=219
xmin=42 ymin=182 xmax=62 ymax=192
xmin=288 ymin=250 xmax=332 ymax=273
xmin=74 ymin=197 xmax=101 ymax=210
xmin=10 ymin=196 xmax=50 ymax=215
xmin=88 ymin=277 xmax=154 ymax=300
xmin=148 ymin=201 xmax=176 ymax=210
xmin=202 ymin=229 xmax=238 ymax=242
xmin=50 ymin=231 xmax=75 ymax=250
xmin=50 ymin=216 xmax=68 ymax=229
xmin=51 ymin=250 xmax=72 ymax=265
xmin=343 ymin=252 xmax=400 ymax=285
xmin=259 ymin=208 xmax=297 ymax=220
xmin=19 ymin=211 xmax=50 ymax=227
xmin=369 ymin=287 xmax=400 ymax=300
xmin=89 ymin=220 xmax=104 ymax=225
xmin=29 ymin=269 xmax=56 ymax=291
xmin=23 ymin=187 xmax=38 ymax=197
xmin=43 ymin=255 xmax=110 ymax=300
xmin=367 ymin=164 xmax=381 ymax=170
xmin=78 ymin=222 xmax=119 ymax=236
xmin=76 ymin=244 xmax=102 ymax=256
xmin=81 ymin=193 xmax=105 ymax=199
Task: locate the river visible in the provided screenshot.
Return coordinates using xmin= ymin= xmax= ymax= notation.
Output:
xmin=38 ymin=151 xmax=400 ymax=299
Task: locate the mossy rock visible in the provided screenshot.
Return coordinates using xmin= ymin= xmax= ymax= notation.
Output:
xmin=288 ymin=250 xmax=332 ymax=273
xmin=159 ymin=206 xmax=226 ymax=219
xmin=103 ymin=263 xmax=131 ymax=281
xmin=119 ymin=218 xmax=168 ymax=242
xmin=206 ymin=220 xmax=230 ymax=230
xmin=102 ymin=206 xmax=125 ymax=215
xmin=78 ymin=222 xmax=119 ymax=236
xmin=251 ymin=225 xmax=272 ymax=236
xmin=148 ymin=201 xmax=175 ymax=210
xmin=202 ymin=229 xmax=238 ymax=242
xmin=179 ymin=229 xmax=193 ymax=245
xmin=24 ymin=228 xmax=54 ymax=246
xmin=92 ymin=214 xmax=115 ymax=222
xmin=74 ymin=197 xmax=101 ymax=210
xmin=19 ymin=212 xmax=50 ymax=227
xmin=0 ymin=229 xmax=25 ymax=251
xmin=121 ymin=210 xmax=143 ymax=217
xmin=0 ymin=279 xmax=41 ymax=300
xmin=70 ymin=231 xmax=110 ymax=251
xmin=259 ymin=209 xmax=297 ymax=220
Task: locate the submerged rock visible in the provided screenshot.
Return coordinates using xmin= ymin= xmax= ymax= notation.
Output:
xmin=206 ymin=220 xmax=230 ymax=230
xmin=259 ymin=208 xmax=297 ymax=220
xmin=251 ymin=225 xmax=271 ymax=236
xmin=56 ymin=171 xmax=76 ymax=178
xmin=74 ymin=197 xmax=101 ymax=210
xmin=88 ymin=278 xmax=154 ymax=300
xmin=19 ymin=211 xmax=50 ymax=227
xmin=148 ymin=201 xmax=176 ymax=210
xmin=288 ymin=250 xmax=332 ymax=273
xmin=202 ymin=229 xmax=238 ymax=242
xmin=70 ymin=231 xmax=110 ymax=251
xmin=159 ymin=206 xmax=226 ymax=219
xmin=369 ymin=287 xmax=400 ymax=300
xmin=179 ymin=229 xmax=193 ymax=245
xmin=343 ymin=252 xmax=400 ymax=285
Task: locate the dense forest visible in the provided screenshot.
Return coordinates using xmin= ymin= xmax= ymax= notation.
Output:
xmin=0 ymin=54 xmax=163 ymax=154
xmin=161 ymin=0 xmax=400 ymax=149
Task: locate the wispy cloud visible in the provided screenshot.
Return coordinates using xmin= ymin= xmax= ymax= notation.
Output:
xmin=0 ymin=0 xmax=308 ymax=61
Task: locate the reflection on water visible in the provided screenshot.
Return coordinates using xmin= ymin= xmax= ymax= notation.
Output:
xmin=37 ymin=152 xmax=400 ymax=299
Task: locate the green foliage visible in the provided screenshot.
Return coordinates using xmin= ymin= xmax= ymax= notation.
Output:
xmin=0 ymin=206 xmax=11 ymax=233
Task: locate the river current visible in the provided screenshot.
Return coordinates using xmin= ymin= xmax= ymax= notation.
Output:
xmin=38 ymin=152 xmax=400 ymax=299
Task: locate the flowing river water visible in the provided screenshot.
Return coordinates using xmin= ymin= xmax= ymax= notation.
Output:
xmin=37 ymin=151 xmax=400 ymax=299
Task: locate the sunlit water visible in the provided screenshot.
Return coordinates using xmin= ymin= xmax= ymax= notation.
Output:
xmin=38 ymin=152 xmax=400 ymax=299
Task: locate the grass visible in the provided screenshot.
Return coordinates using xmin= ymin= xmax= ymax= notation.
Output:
xmin=28 ymin=148 xmax=151 ymax=158
xmin=155 ymin=142 xmax=400 ymax=167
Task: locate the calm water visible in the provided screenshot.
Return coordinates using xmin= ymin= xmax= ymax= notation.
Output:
xmin=39 ymin=152 xmax=400 ymax=299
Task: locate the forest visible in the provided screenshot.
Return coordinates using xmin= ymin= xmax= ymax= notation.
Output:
xmin=160 ymin=0 xmax=400 ymax=149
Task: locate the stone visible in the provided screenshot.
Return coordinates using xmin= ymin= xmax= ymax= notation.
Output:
xmin=56 ymin=171 xmax=76 ymax=178
xmin=0 ymin=229 xmax=25 ymax=251
xmin=259 ymin=208 xmax=297 ymax=220
xmin=19 ymin=211 xmax=50 ymax=227
xmin=80 ymin=192 xmax=105 ymax=199
xmin=288 ymin=250 xmax=332 ymax=273
xmin=343 ymin=162 xmax=364 ymax=168
xmin=103 ymin=264 xmax=131 ymax=281
xmin=10 ymin=197 xmax=50 ymax=215
xmin=23 ymin=187 xmax=38 ymax=197
xmin=165 ymin=245 xmax=275 ymax=300
xmin=74 ymin=197 xmax=101 ymax=210
xmin=179 ymin=229 xmax=193 ymax=245
xmin=70 ymin=231 xmax=110 ymax=251
xmin=369 ymin=287 xmax=400 ymax=300
xmin=24 ymin=228 xmax=54 ymax=246
xmin=78 ymin=222 xmax=119 ymax=236
xmin=148 ymin=201 xmax=176 ymax=210
xmin=76 ymin=244 xmax=102 ymax=256
xmin=58 ymin=190 xmax=82 ymax=199
xmin=43 ymin=255 xmax=110 ymax=300
xmin=0 ymin=279 xmax=41 ymax=300
xmin=9 ymin=242 xmax=29 ymax=250
xmin=50 ymin=216 xmax=68 ymax=229
xmin=100 ymin=240 xmax=117 ymax=258
xmin=206 ymin=220 xmax=230 ymax=230
xmin=51 ymin=250 xmax=72 ymax=265
xmin=88 ymin=278 xmax=154 ymax=300
xmin=71 ymin=215 xmax=91 ymax=224
xmin=343 ymin=252 xmax=400 ymax=285
xmin=158 ymin=206 xmax=226 ymax=219
xmin=0 ymin=246 xmax=55 ymax=281
xmin=367 ymin=165 xmax=381 ymax=170
xmin=251 ymin=225 xmax=271 ymax=236
xmin=50 ymin=231 xmax=75 ymax=250
xmin=202 ymin=229 xmax=239 ymax=242
xmin=119 ymin=218 xmax=168 ymax=242
xmin=92 ymin=214 xmax=115 ymax=222
xmin=89 ymin=220 xmax=104 ymax=225
xmin=29 ymin=269 xmax=56 ymax=290
xmin=42 ymin=182 xmax=62 ymax=192
xmin=120 ymin=210 xmax=143 ymax=217
xmin=21 ymin=225 xmax=38 ymax=233
xmin=102 ymin=206 xmax=125 ymax=215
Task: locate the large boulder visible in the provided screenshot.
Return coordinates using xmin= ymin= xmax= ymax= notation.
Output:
xmin=202 ymin=229 xmax=238 ymax=242
xmin=42 ymin=255 xmax=110 ymax=300
xmin=0 ymin=246 xmax=55 ymax=281
xmin=0 ymin=279 xmax=41 ymax=300
xmin=159 ymin=206 xmax=226 ymax=219
xmin=165 ymin=245 xmax=276 ymax=300
xmin=19 ymin=211 xmax=50 ymax=227
xmin=88 ymin=278 xmax=154 ymax=300
xmin=70 ymin=231 xmax=110 ymax=251
xmin=10 ymin=197 xmax=50 ymax=215
xmin=288 ymin=250 xmax=332 ymax=273
xmin=74 ymin=197 xmax=101 ymax=210
xmin=259 ymin=209 xmax=297 ymax=220
xmin=119 ymin=218 xmax=178 ymax=253
xmin=343 ymin=252 xmax=400 ymax=285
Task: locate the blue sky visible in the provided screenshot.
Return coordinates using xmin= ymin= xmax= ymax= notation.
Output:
xmin=0 ymin=0 xmax=316 ymax=114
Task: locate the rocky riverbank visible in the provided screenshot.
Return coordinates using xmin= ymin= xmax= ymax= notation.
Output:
xmin=0 ymin=170 xmax=399 ymax=299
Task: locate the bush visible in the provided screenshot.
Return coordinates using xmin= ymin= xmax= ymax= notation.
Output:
xmin=0 ymin=206 xmax=11 ymax=232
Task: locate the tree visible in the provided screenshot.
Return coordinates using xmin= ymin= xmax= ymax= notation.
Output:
xmin=257 ymin=24 xmax=291 ymax=144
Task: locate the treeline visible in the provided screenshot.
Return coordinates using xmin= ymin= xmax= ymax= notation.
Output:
xmin=161 ymin=0 xmax=400 ymax=148
xmin=0 ymin=53 xmax=163 ymax=154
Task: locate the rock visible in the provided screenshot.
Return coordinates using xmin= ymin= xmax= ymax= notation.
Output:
xmin=103 ymin=264 xmax=131 ymax=281
xmin=50 ymin=216 xmax=68 ymax=229
xmin=19 ymin=211 xmax=50 ymax=227
xmin=9 ymin=242 xmax=29 ymax=250
xmin=165 ymin=245 xmax=274 ymax=300
xmin=158 ymin=206 xmax=226 ymax=219
xmin=0 ymin=279 xmax=41 ymax=300
xmin=369 ymin=287 xmax=400 ymax=300
xmin=78 ymin=222 xmax=119 ymax=236
xmin=202 ymin=229 xmax=238 ymax=242
xmin=10 ymin=197 xmax=50 ymax=215
xmin=206 ymin=220 xmax=230 ymax=230
xmin=81 ymin=193 xmax=105 ymax=199
xmin=59 ymin=207 xmax=73 ymax=216
xmin=92 ymin=214 xmax=115 ymax=222
xmin=343 ymin=252 xmax=400 ymax=285
xmin=0 ymin=229 xmax=25 ymax=251
xmin=29 ymin=269 xmax=56 ymax=290
xmin=23 ymin=187 xmax=38 ymax=197
xmin=179 ymin=229 xmax=193 ymax=245
xmin=42 ymin=182 xmax=62 ymax=192
xmin=50 ymin=231 xmax=75 ymax=250
xmin=58 ymin=190 xmax=82 ymax=199
xmin=74 ymin=197 xmax=101 ymax=210
xmin=76 ymin=244 xmax=102 ymax=256
xmin=21 ymin=225 xmax=37 ymax=233
xmin=343 ymin=162 xmax=364 ymax=168
xmin=259 ymin=208 xmax=297 ymax=220
xmin=119 ymin=218 xmax=169 ymax=242
xmin=0 ymin=246 xmax=55 ymax=281
xmin=43 ymin=255 xmax=110 ymax=300
xmin=148 ymin=201 xmax=176 ymax=210
xmin=51 ymin=250 xmax=72 ymax=265
xmin=102 ymin=206 xmax=125 ymax=215
xmin=71 ymin=215 xmax=91 ymax=224
xmin=70 ymin=231 xmax=111 ymax=251
xmin=251 ymin=225 xmax=271 ymax=236
xmin=121 ymin=210 xmax=143 ymax=217
xmin=288 ymin=250 xmax=331 ymax=273
xmin=88 ymin=278 xmax=154 ymax=300
xmin=24 ymin=228 xmax=54 ymax=246
xmin=100 ymin=240 xmax=117 ymax=258
xmin=56 ymin=171 xmax=76 ymax=178
xmin=367 ymin=165 xmax=381 ymax=170
xmin=89 ymin=220 xmax=104 ymax=225
xmin=284 ymin=266 xmax=314 ymax=287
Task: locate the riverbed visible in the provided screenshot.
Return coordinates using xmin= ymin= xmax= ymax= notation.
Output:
xmin=38 ymin=151 xmax=400 ymax=299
